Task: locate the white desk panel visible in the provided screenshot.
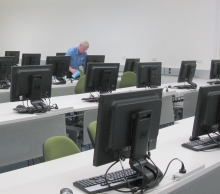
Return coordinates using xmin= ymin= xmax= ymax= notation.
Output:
xmin=0 ymin=117 xmax=219 ymax=193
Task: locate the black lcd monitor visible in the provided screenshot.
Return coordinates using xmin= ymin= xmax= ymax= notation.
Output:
xmin=123 ymin=58 xmax=140 ymax=73
xmin=84 ymin=55 xmax=105 ymax=74
xmin=21 ymin=53 xmax=41 ymax=66
xmin=93 ymin=88 xmax=163 ymax=189
xmin=46 ymin=56 xmax=71 ymax=84
xmin=0 ymin=56 xmax=16 ymax=88
xmin=207 ymin=60 xmax=220 ymax=85
xmin=136 ymin=62 xmax=161 ymax=88
xmin=84 ymin=62 xmax=119 ymax=94
xmin=5 ymin=51 xmax=20 ymax=65
xmin=10 ymin=65 xmax=53 ymax=113
xmin=188 ymin=85 xmax=220 ymax=141
xmin=174 ymin=61 xmax=197 ymax=89
xmin=56 ymin=53 xmax=66 ymax=56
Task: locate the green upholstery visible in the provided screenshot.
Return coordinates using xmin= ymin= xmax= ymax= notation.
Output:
xmin=74 ymin=75 xmax=86 ymax=94
xmin=119 ymin=71 xmax=137 ymax=88
xmin=79 ymin=69 xmax=85 ymax=77
xmin=43 ymin=136 xmax=80 ymax=162
xmin=87 ymin=121 xmax=97 ymax=147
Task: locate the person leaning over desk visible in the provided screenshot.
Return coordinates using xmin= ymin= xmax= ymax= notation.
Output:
xmin=65 ymin=40 xmax=89 ymax=78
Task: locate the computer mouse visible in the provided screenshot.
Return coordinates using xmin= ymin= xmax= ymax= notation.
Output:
xmin=60 ymin=188 xmax=73 ymax=194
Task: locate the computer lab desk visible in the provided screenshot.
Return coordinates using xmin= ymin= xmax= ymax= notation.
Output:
xmin=0 ymin=78 xmax=209 ymax=167
xmin=0 ymin=100 xmax=73 ymax=167
xmin=0 ymin=81 xmax=77 ymax=104
xmin=51 ymin=87 xmax=177 ymax=146
xmin=0 ymin=117 xmax=219 ymax=194
xmin=161 ymin=77 xmax=211 ymax=119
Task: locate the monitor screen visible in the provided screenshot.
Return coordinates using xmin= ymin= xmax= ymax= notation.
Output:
xmin=46 ymin=56 xmax=71 ymax=84
xmin=0 ymin=56 xmax=16 ymax=83
xmin=190 ymin=85 xmax=220 ymax=140
xmin=21 ymin=53 xmax=41 ymax=66
xmin=123 ymin=58 xmax=140 ymax=73
xmin=56 ymin=53 xmax=66 ymax=56
xmin=176 ymin=61 xmax=197 ymax=89
xmin=84 ymin=55 xmax=105 ymax=74
xmin=5 ymin=51 xmax=20 ymax=65
xmin=84 ymin=62 xmax=119 ymax=93
xmin=93 ymin=89 xmax=163 ymax=188
xmin=10 ymin=65 xmax=52 ymax=109
xmin=137 ymin=62 xmax=161 ymax=88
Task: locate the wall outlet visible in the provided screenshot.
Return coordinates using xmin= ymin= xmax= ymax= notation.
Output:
xmin=173 ymin=163 xmax=205 ymax=181
xmin=152 ymin=57 xmax=157 ymax=61
xmin=122 ymin=56 xmax=126 ymax=60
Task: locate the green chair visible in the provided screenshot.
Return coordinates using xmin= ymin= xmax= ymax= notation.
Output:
xmin=79 ymin=69 xmax=85 ymax=77
xmin=87 ymin=121 xmax=97 ymax=147
xmin=74 ymin=75 xmax=86 ymax=94
xmin=43 ymin=136 xmax=80 ymax=162
xmin=119 ymin=71 xmax=137 ymax=88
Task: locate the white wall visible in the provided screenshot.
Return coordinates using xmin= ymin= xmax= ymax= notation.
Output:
xmin=0 ymin=0 xmax=219 ymax=70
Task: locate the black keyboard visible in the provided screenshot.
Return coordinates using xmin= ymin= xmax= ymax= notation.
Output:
xmin=182 ymin=135 xmax=220 ymax=151
xmin=73 ymin=168 xmax=142 ymax=193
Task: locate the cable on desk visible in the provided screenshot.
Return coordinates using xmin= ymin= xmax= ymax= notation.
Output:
xmin=103 ymin=152 xmax=154 ymax=194
xmin=158 ymin=158 xmax=186 ymax=184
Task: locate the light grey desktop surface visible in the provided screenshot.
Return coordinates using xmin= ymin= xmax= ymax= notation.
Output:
xmin=0 ymin=117 xmax=219 ymax=194
xmin=0 ymin=100 xmax=73 ymax=167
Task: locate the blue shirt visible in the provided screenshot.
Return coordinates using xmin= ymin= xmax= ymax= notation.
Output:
xmin=65 ymin=46 xmax=87 ymax=70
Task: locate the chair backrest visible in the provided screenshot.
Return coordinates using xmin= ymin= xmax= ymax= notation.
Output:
xmin=119 ymin=71 xmax=137 ymax=88
xmin=74 ymin=75 xmax=86 ymax=94
xmin=87 ymin=121 xmax=97 ymax=147
xmin=43 ymin=136 xmax=80 ymax=162
xmin=79 ymin=69 xmax=85 ymax=77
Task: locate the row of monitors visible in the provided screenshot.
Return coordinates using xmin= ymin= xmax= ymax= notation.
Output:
xmin=4 ymin=51 xmax=66 ymax=65
xmin=0 ymin=55 xmax=218 ymax=93
xmin=3 ymin=51 xmax=220 ymax=83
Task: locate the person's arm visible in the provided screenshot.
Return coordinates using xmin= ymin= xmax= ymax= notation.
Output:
xmin=69 ymin=66 xmax=77 ymax=74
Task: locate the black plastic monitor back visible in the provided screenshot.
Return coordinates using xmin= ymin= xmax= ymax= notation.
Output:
xmin=46 ymin=56 xmax=70 ymax=78
xmin=0 ymin=56 xmax=16 ymax=81
xmin=56 ymin=53 xmax=66 ymax=56
xmin=10 ymin=65 xmax=52 ymax=102
xmin=177 ymin=61 xmax=197 ymax=83
xmin=84 ymin=55 xmax=105 ymax=74
xmin=191 ymin=85 xmax=220 ymax=140
xmin=5 ymin=51 xmax=20 ymax=65
xmin=21 ymin=53 xmax=41 ymax=66
xmin=209 ymin=60 xmax=220 ymax=79
xmin=84 ymin=62 xmax=119 ymax=93
xmin=93 ymin=88 xmax=162 ymax=167
xmin=124 ymin=58 xmax=140 ymax=73
xmin=137 ymin=62 xmax=161 ymax=88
